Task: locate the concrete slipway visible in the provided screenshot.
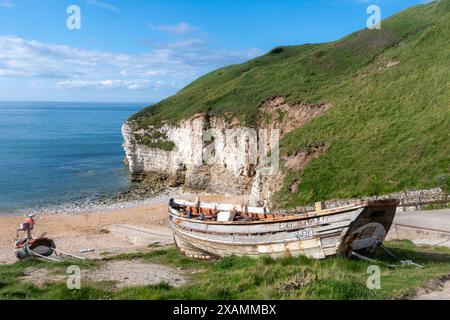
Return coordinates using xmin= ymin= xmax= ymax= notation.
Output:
xmin=387 ymin=209 xmax=450 ymax=247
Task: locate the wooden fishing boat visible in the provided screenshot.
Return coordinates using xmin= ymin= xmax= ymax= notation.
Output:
xmin=168 ymin=198 xmax=399 ymax=260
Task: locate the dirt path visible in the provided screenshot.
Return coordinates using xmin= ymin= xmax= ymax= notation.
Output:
xmin=85 ymin=260 xmax=189 ymax=288
xmin=20 ymin=260 xmax=190 ymax=289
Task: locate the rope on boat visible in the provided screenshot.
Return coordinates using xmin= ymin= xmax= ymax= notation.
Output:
xmin=351 ymin=251 xmax=382 ymax=264
xmin=351 ymin=251 xmax=398 ymax=268
xmin=378 ymin=243 xmax=423 ymax=268
xmin=29 ymin=249 xmax=62 ymax=262
xmin=52 ymin=248 xmax=86 ymax=260
xmin=351 ymin=241 xmax=423 ymax=269
xmin=28 ymin=248 xmax=87 ymax=262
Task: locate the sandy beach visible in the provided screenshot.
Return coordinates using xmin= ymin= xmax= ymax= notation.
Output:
xmin=0 ymin=193 xmax=246 ymax=264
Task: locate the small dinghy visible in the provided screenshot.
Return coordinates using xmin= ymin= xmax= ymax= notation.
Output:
xmin=15 ymin=237 xmax=56 ymax=260
xmin=14 ymin=214 xmax=86 ymax=262
xmin=168 ymin=198 xmax=399 ymax=260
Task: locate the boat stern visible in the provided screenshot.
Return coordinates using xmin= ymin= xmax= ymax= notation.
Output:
xmin=338 ymin=199 xmax=399 ymax=257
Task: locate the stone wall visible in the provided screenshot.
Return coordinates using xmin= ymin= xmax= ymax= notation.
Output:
xmin=278 ymin=188 xmax=449 ymax=214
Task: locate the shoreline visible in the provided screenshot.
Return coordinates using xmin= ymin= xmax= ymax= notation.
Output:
xmin=0 ymin=184 xmax=173 ymax=217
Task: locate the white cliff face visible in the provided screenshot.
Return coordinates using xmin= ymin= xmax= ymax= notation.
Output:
xmin=121 ymin=115 xmax=263 ymax=196
xmin=122 ymin=122 xmax=174 ymax=176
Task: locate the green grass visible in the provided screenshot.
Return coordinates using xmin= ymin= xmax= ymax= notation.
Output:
xmin=133 ymin=129 xmax=176 ymax=151
xmin=1 ymin=241 xmax=450 ymax=300
xmin=128 ymin=0 xmax=450 ymax=207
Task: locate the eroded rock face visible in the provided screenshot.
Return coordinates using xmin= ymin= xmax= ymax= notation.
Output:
xmin=258 ymin=97 xmax=332 ymax=137
xmin=122 ymin=114 xmax=263 ymax=195
xmin=122 ymin=98 xmax=332 ymax=204
xmin=283 ymin=144 xmax=327 ymax=171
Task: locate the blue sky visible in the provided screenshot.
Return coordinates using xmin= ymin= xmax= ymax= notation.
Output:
xmin=0 ymin=0 xmax=427 ymax=102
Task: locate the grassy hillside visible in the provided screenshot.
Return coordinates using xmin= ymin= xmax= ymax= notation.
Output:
xmin=131 ymin=0 xmax=450 ymax=206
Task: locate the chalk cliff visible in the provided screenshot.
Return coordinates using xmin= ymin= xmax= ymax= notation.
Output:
xmin=122 ymin=115 xmax=256 ymax=197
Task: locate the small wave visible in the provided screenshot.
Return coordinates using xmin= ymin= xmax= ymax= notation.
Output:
xmin=76 ymin=170 xmax=97 ymax=177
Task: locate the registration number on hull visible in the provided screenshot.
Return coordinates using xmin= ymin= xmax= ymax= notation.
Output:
xmin=279 ymin=217 xmax=328 ymax=231
xmin=295 ymin=229 xmax=314 ymax=239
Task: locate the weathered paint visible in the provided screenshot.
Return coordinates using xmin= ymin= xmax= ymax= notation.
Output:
xmin=169 ymin=199 xmax=398 ymax=260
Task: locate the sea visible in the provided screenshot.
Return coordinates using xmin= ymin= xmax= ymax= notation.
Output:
xmin=0 ymin=101 xmax=144 ymax=215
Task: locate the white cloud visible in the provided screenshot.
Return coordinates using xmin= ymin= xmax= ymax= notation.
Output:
xmin=0 ymin=0 xmax=14 ymax=8
xmin=138 ymin=37 xmax=208 ymax=50
xmin=0 ymin=36 xmax=261 ymax=94
xmin=149 ymin=22 xmax=200 ymax=35
xmin=86 ymin=0 xmax=119 ymax=12
xmin=56 ymin=79 xmax=156 ymax=90
xmin=166 ymin=38 xmax=207 ymax=49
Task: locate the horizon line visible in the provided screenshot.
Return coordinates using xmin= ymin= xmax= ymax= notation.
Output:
xmin=0 ymin=100 xmax=153 ymax=105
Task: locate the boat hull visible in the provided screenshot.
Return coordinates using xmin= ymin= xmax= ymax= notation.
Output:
xmin=169 ymin=200 xmax=398 ymax=260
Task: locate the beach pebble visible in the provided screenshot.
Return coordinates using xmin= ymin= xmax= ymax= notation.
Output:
xmin=24 ymin=186 xmax=184 ymax=216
